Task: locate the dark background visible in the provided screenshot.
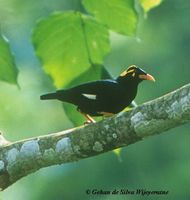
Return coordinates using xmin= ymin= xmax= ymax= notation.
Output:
xmin=0 ymin=0 xmax=190 ymax=199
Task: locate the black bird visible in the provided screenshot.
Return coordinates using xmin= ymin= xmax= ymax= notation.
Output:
xmin=40 ymin=65 xmax=155 ymax=123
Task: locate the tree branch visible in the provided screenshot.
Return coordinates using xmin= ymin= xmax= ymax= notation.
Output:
xmin=0 ymin=83 xmax=190 ymax=190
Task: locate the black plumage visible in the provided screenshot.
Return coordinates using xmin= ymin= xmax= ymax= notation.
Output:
xmin=40 ymin=65 xmax=155 ymax=123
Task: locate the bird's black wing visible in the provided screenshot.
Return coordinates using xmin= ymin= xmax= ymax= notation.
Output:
xmin=57 ymin=80 xmax=124 ymax=115
xmin=57 ymin=80 xmax=117 ymax=102
xmin=74 ymin=79 xmax=118 ymax=93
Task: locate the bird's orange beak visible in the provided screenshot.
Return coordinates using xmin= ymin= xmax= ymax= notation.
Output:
xmin=139 ymin=74 xmax=155 ymax=82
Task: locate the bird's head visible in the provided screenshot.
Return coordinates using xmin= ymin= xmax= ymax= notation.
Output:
xmin=117 ymin=65 xmax=155 ymax=84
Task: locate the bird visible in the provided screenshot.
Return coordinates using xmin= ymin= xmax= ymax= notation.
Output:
xmin=40 ymin=65 xmax=155 ymax=124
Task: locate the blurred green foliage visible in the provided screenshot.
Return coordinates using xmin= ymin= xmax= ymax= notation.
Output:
xmin=83 ymin=0 xmax=138 ymax=35
xmin=32 ymin=11 xmax=110 ymax=88
xmin=0 ymin=0 xmax=190 ymax=199
xmin=0 ymin=35 xmax=18 ymax=84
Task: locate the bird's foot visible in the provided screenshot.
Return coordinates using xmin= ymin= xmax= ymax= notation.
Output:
xmin=84 ymin=120 xmax=91 ymax=125
xmin=0 ymin=131 xmax=11 ymax=147
xmin=84 ymin=119 xmax=96 ymax=125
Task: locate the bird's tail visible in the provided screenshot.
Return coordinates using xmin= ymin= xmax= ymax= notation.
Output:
xmin=40 ymin=92 xmax=58 ymax=100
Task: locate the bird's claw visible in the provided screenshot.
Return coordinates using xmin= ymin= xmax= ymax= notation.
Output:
xmin=84 ymin=120 xmax=96 ymax=125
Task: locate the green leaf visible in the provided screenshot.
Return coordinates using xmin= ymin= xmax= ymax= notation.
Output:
xmin=140 ymin=0 xmax=163 ymax=13
xmin=32 ymin=11 xmax=110 ymax=88
xmin=82 ymin=0 xmax=138 ymax=36
xmin=83 ymin=17 xmax=111 ymax=64
xmin=63 ymin=64 xmax=111 ymax=126
xmin=0 ymin=35 xmax=18 ymax=85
